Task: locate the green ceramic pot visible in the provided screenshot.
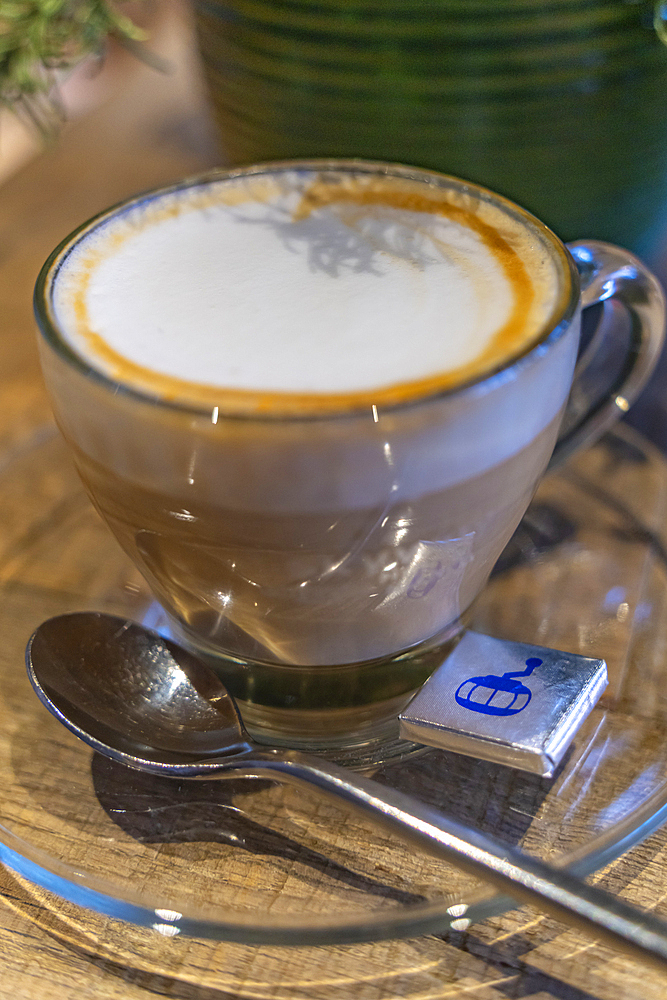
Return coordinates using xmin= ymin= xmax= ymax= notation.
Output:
xmin=194 ymin=0 xmax=667 ymax=254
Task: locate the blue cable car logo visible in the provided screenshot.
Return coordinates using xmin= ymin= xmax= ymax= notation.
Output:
xmin=455 ymin=657 xmax=543 ymax=717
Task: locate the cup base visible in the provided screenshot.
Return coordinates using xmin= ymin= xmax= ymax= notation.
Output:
xmin=159 ymin=612 xmax=459 ymax=767
xmin=237 ymin=692 xmax=427 ymax=769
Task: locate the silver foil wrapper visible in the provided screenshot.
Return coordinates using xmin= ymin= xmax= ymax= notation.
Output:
xmin=399 ymin=631 xmax=607 ymax=777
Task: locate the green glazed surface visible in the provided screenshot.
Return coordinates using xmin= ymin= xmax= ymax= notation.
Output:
xmin=194 ymin=0 xmax=667 ymax=252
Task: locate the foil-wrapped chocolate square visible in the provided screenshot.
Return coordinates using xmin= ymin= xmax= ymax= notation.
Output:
xmin=399 ymin=631 xmax=607 ymax=777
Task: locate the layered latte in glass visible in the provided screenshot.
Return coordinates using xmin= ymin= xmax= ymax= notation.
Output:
xmin=36 ymin=162 xmax=580 ymax=751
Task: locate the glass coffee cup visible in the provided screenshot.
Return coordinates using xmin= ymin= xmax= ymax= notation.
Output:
xmin=34 ymin=160 xmax=665 ymax=760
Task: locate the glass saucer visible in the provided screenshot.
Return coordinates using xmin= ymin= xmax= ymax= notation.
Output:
xmin=1 ymin=422 xmax=667 ymax=957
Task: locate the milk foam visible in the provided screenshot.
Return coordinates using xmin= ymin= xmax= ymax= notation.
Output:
xmin=50 ymin=170 xmax=564 ymax=409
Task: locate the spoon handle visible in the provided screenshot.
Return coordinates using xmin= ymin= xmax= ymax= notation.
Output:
xmin=208 ymin=748 xmax=667 ymax=968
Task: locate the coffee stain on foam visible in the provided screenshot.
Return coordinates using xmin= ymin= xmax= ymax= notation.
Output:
xmin=295 ymin=177 xmax=545 ymax=380
xmin=62 ymin=172 xmax=571 ymax=417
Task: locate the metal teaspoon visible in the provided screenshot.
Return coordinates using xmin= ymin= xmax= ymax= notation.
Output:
xmin=25 ymin=611 xmax=667 ymax=967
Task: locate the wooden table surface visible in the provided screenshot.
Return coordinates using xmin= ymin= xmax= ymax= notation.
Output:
xmin=2 ymin=8 xmax=667 ymax=998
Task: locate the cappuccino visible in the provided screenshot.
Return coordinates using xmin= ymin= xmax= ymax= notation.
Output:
xmin=37 ymin=163 xmax=580 ymax=736
xmin=50 ymin=167 xmax=565 ymax=411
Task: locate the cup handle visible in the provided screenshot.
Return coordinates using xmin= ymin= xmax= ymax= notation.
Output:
xmin=549 ymin=240 xmax=665 ymax=468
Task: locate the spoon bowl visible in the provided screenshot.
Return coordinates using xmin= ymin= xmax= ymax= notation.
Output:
xmin=27 ymin=612 xmax=252 ymax=766
xmin=25 ymin=610 xmax=667 ymax=967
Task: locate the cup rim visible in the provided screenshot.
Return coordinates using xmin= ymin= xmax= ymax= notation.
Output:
xmin=34 ymin=158 xmax=580 ymax=423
